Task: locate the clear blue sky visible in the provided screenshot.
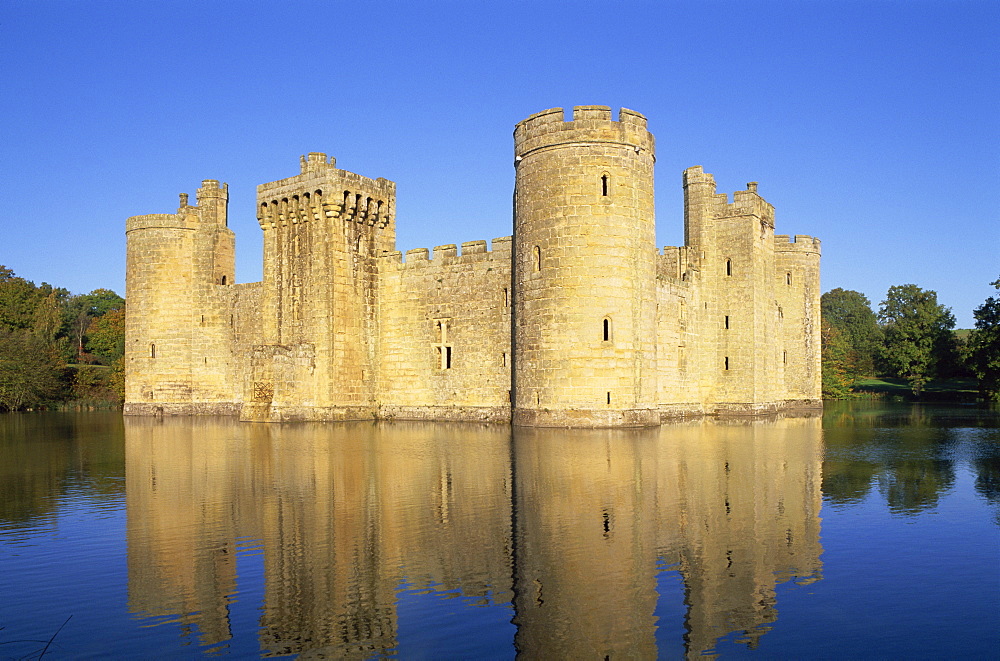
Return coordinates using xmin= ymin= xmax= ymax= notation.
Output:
xmin=1 ymin=1 xmax=996 ymax=327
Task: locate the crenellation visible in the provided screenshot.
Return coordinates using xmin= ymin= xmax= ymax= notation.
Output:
xmin=775 ymin=235 xmax=822 ymax=254
xmin=434 ymin=244 xmax=458 ymax=260
xmin=405 ymin=248 xmax=429 ymax=262
xmin=126 ymin=105 xmax=821 ymax=426
xmin=461 ymin=240 xmax=487 ymax=255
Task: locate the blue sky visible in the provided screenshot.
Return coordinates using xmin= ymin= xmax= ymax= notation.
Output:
xmin=1 ymin=1 xmax=996 ymax=326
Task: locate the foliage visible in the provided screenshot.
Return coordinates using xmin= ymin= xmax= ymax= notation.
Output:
xmin=878 ymin=284 xmax=956 ymax=397
xmin=63 ymin=288 xmax=124 ymax=360
xmin=71 ymin=365 xmax=122 ymax=403
xmin=0 ymin=329 xmax=65 ymax=411
xmin=821 ymin=321 xmax=853 ymax=399
xmin=967 ymin=276 xmax=1000 ymax=401
xmin=0 ymin=265 xmax=124 ymax=410
xmin=85 ymin=307 xmax=125 ymax=364
xmin=821 ymin=288 xmax=882 ymax=377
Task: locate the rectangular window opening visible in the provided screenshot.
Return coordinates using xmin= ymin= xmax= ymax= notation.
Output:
xmin=445 ymin=346 xmax=452 ymax=369
xmin=725 ymin=356 xmax=730 ymax=370
xmin=724 ymin=315 xmax=730 ymax=329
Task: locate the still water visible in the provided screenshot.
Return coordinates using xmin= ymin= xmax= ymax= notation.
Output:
xmin=1 ymin=404 xmax=997 ymax=659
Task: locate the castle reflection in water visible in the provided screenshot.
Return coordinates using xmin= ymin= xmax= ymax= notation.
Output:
xmin=124 ymin=414 xmax=823 ymax=658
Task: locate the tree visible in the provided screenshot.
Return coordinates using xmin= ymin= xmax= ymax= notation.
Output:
xmin=821 ymin=321 xmax=853 ymax=398
xmin=967 ymin=276 xmax=1000 ymax=401
xmin=878 ymin=284 xmax=955 ymax=396
xmin=0 ymin=267 xmax=44 ymax=331
xmin=0 ymin=329 xmax=63 ymax=411
xmin=85 ymin=307 xmax=125 ymax=364
xmin=63 ymin=288 xmax=124 ymax=359
xmin=821 ymin=288 xmax=882 ymax=377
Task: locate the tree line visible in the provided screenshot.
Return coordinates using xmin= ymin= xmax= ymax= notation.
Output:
xmin=0 ymin=265 xmax=125 ymax=411
xmin=822 ymin=277 xmax=1000 ymax=401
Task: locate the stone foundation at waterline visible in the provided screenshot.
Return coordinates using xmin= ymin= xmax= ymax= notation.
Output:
xmin=124 ymin=106 xmax=821 ymax=427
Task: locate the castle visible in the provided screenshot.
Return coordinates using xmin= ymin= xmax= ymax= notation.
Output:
xmin=124 ymin=106 xmax=821 ymax=426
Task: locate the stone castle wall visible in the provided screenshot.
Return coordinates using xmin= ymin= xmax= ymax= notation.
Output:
xmin=377 ymin=238 xmax=512 ymax=421
xmin=124 ymin=106 xmax=822 ymax=426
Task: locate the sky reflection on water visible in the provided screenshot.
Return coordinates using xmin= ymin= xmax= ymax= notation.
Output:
xmin=0 ymin=405 xmax=997 ymax=659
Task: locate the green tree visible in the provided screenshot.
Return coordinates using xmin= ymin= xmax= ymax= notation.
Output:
xmin=85 ymin=306 xmax=125 ymax=364
xmin=0 ymin=329 xmax=63 ymax=411
xmin=878 ymin=284 xmax=956 ymax=396
xmin=821 ymin=321 xmax=853 ymax=399
xmin=63 ymin=288 xmax=124 ymax=360
xmin=821 ymin=288 xmax=882 ymax=378
xmin=0 ymin=267 xmax=44 ymax=331
xmin=967 ymin=276 xmax=1000 ymax=401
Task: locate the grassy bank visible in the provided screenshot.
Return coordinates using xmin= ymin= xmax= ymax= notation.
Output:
xmin=852 ymin=377 xmax=981 ymax=402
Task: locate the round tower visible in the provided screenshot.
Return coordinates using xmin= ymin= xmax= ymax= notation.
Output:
xmin=124 ymin=181 xmax=235 ymax=414
xmin=512 ymin=106 xmax=658 ymax=427
xmin=124 ymin=206 xmax=199 ymax=413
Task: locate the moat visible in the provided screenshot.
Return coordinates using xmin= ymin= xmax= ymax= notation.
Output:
xmin=1 ymin=404 xmax=997 ymax=658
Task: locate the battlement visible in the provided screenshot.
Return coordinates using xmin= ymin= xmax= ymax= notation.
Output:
xmin=514 ymin=105 xmax=654 ymax=159
xmin=196 ymin=179 xmax=228 ymax=204
xmin=300 ymin=152 xmax=337 ymax=174
xmin=125 ymin=213 xmax=192 ymax=233
xmin=257 ymin=156 xmax=395 ymax=199
xmin=774 ymin=235 xmax=822 ymax=254
xmin=381 ymin=236 xmax=513 ymax=267
xmin=683 ymin=165 xmax=716 ymax=188
xmin=257 ymin=157 xmax=396 ymax=230
xmin=686 ymin=168 xmax=775 ymax=223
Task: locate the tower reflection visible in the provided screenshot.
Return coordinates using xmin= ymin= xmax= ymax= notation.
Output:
xmin=125 ymin=414 xmax=822 ymax=657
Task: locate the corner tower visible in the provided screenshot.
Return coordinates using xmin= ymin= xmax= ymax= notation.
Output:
xmin=124 ymin=181 xmax=237 ymax=413
xmin=513 ymin=106 xmax=658 ymax=427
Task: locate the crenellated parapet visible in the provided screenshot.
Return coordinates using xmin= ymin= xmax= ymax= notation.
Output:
xmin=683 ymin=166 xmax=775 ymax=226
xmin=256 ymin=153 xmax=395 ymax=230
xmin=381 ymin=236 xmax=512 ymax=268
xmin=774 ymin=235 xmax=821 ymax=255
xmin=658 ymin=245 xmax=697 ymax=284
xmin=723 ymin=182 xmax=775 ymax=227
xmin=514 ymin=106 xmax=655 ymax=161
xmin=126 ymin=213 xmax=191 ymax=233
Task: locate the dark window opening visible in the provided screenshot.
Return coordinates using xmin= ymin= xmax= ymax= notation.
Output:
xmin=603 ymin=318 xmax=611 ymax=341
xmin=786 ymin=272 xmax=792 ymax=285
xmin=150 ymin=343 xmax=156 ymax=359
xmin=725 ymin=356 xmax=730 ymax=370
xmin=726 ymin=259 xmax=732 ymax=276
xmin=724 ymin=315 xmax=730 ymax=329
xmin=601 ymin=174 xmax=609 ymax=196
xmin=445 ymin=346 xmax=452 ymax=369
xmin=221 ymin=275 xmax=227 ymax=285
xmin=606 ymin=391 xmax=611 ymax=405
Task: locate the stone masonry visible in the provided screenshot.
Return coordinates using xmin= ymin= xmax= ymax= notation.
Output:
xmin=124 ymin=106 xmax=821 ymax=427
